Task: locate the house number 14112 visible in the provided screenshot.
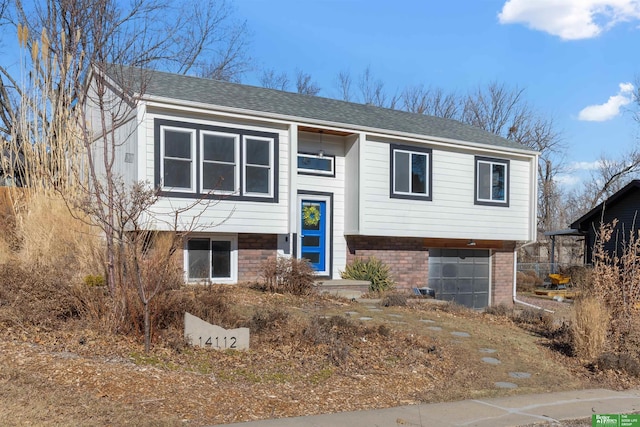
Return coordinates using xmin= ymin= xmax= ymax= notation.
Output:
xmin=199 ymin=335 xmax=237 ymax=349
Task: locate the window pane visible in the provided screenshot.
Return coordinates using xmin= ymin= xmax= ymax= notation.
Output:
xmin=203 ymin=134 xmax=235 ymax=162
xmin=298 ymin=155 xmax=333 ymax=172
xmin=188 ymin=239 xmax=209 ymax=279
xmin=477 ymin=162 xmax=491 ymax=200
xmin=246 ymin=138 xmax=270 ymax=166
xmin=301 ymin=251 xmax=320 ymax=264
xmin=203 ymin=163 xmax=235 ymax=191
xmin=211 ymin=240 xmax=231 ymax=278
xmin=492 ymin=164 xmax=505 ymax=201
xmin=246 ymin=166 xmax=269 ymax=194
xmin=411 ymin=153 xmax=427 ymax=194
xmin=164 ymin=130 xmax=192 ymax=159
xmin=164 ymin=158 xmax=191 ymax=189
xmin=394 ymin=151 xmax=410 ymax=193
xmin=302 ymin=235 xmax=320 ymax=247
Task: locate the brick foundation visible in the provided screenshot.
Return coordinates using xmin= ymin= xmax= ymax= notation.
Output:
xmin=345 ymin=236 xmax=429 ymax=290
xmin=238 ymin=234 xmax=278 ymax=282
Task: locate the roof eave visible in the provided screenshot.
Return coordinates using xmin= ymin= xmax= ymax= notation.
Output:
xmin=142 ymin=93 xmax=540 ymax=157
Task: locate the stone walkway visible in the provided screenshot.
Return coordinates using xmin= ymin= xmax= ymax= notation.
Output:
xmin=347 ymin=304 xmax=534 ymax=391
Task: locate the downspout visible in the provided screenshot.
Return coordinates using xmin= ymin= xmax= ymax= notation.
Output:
xmin=513 ymin=241 xmax=554 ymax=313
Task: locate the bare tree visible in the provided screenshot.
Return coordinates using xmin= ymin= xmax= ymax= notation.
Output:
xmin=260 ymin=68 xmax=289 ymax=91
xmin=1 ymin=0 xmax=242 ymax=350
xmin=335 ymin=69 xmax=353 ymax=102
xmin=0 ymin=0 xmax=250 ymax=144
xmin=357 ymin=66 xmax=398 ymax=108
xmin=401 ymin=85 xmax=460 ymax=119
xmin=295 ymin=69 xmax=320 ymax=96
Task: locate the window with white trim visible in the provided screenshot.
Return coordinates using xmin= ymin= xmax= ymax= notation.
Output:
xmin=243 ymin=136 xmax=273 ymax=197
xmin=297 ymin=153 xmax=335 ymax=176
xmin=390 ymin=144 xmax=432 ymax=200
xmin=475 ymin=156 xmax=509 ymax=206
xmin=186 ymin=235 xmax=237 ymax=283
xmin=201 ymin=131 xmax=239 ymax=193
xmin=161 ymin=127 xmax=196 ymax=192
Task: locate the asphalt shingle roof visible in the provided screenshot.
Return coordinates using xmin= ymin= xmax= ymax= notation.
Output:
xmin=106 ymin=65 xmax=535 ymax=153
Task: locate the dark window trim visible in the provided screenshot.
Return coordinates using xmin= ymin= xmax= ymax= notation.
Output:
xmin=389 ymin=143 xmax=433 ymax=201
xmin=297 ymin=190 xmax=333 ymax=279
xmin=297 ymin=151 xmax=336 ymax=177
xmin=154 ymin=118 xmax=279 ymax=203
xmin=474 ymin=156 xmax=510 ymax=207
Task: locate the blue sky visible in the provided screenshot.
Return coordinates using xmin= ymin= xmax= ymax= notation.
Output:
xmin=235 ymin=0 xmax=640 ymax=188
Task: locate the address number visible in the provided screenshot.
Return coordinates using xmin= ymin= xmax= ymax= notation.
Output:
xmin=199 ymin=335 xmax=237 ymax=349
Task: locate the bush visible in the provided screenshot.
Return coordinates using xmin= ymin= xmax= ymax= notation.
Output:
xmin=380 ymin=293 xmax=407 ymax=307
xmin=341 ymin=257 xmax=395 ymax=292
xmin=260 ymin=257 xmax=316 ymax=295
xmin=571 ymin=295 xmax=609 ymax=361
xmin=484 ymin=303 xmax=513 ymax=317
xmin=0 ymin=263 xmax=80 ymax=329
xmin=595 ymin=352 xmax=640 ymax=377
xmin=516 ymin=270 xmax=543 ymax=293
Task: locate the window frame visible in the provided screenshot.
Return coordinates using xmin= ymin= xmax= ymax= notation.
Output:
xmin=389 ymin=143 xmax=433 ymax=201
xmin=297 ymin=152 xmax=336 ymax=177
xmin=184 ymin=234 xmax=238 ymax=284
xmin=154 ymin=119 xmax=279 ymax=203
xmin=160 ymin=125 xmax=196 ymax=193
xmin=200 ymin=130 xmax=240 ymax=194
xmin=474 ymin=156 xmax=510 ymax=207
xmin=242 ymin=135 xmax=274 ymax=198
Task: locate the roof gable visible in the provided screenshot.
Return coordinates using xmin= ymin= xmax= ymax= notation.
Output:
xmin=571 ymin=180 xmax=640 ymax=230
xmin=104 ymin=65 xmax=537 ymax=153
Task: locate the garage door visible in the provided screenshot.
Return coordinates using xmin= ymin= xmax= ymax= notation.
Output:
xmin=428 ymin=249 xmax=490 ymax=309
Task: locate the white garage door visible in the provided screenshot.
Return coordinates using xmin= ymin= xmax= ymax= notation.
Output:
xmin=428 ymin=249 xmax=490 ymax=309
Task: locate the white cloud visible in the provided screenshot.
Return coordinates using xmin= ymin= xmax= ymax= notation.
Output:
xmin=498 ymin=0 xmax=640 ymax=40
xmin=568 ymin=160 xmax=603 ymax=171
xmin=578 ymin=82 xmax=635 ymax=121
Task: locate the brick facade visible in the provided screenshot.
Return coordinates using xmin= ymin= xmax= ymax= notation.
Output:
xmin=345 ymin=236 xmax=429 ymax=290
xmin=237 ymin=233 xmax=278 ymax=282
xmin=491 ymin=247 xmax=515 ymax=307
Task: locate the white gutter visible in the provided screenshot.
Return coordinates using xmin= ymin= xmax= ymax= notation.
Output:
xmin=513 ymin=241 xmax=554 ymax=313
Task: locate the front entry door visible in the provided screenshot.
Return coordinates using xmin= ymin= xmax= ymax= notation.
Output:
xmin=299 ymin=198 xmax=329 ymax=275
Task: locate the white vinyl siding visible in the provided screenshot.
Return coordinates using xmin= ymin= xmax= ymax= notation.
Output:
xmin=360 ymin=137 xmax=534 ymax=241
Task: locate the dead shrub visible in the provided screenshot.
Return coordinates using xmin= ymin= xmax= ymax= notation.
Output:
xmin=248 ymin=307 xmax=291 ymax=334
xmin=484 ymin=303 xmax=513 ymax=317
xmin=380 ymin=293 xmax=407 ymax=307
xmin=571 ymin=295 xmax=609 ymax=361
xmin=260 ymin=257 xmax=316 ymax=295
xmin=516 ymin=270 xmax=542 ymax=293
xmin=594 ymin=352 xmax=640 ymax=377
xmin=514 ymin=307 xmax=554 ymax=331
xmin=0 ymin=263 xmax=80 ymax=329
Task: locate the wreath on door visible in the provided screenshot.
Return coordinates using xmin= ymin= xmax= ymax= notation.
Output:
xmin=303 ymin=205 xmax=321 ymax=227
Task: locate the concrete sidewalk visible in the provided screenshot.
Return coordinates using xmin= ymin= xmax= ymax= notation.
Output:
xmin=222 ymin=388 xmax=640 ymax=427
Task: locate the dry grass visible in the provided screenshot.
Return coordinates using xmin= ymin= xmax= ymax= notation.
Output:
xmin=572 ymin=296 xmax=609 ymax=361
xmin=2 ymin=191 xmax=103 ymax=278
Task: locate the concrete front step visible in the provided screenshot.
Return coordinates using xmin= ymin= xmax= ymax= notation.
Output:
xmin=315 ymin=279 xmax=371 ymax=299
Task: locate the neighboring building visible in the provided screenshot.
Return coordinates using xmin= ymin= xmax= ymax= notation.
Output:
xmin=571 ymin=180 xmax=640 ymax=265
xmin=88 ymin=65 xmax=539 ymax=309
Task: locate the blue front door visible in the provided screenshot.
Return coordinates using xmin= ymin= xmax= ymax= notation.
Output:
xmin=300 ymin=200 xmax=326 ymax=272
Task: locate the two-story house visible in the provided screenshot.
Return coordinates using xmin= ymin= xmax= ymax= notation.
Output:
xmin=90 ymin=66 xmax=538 ymax=309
